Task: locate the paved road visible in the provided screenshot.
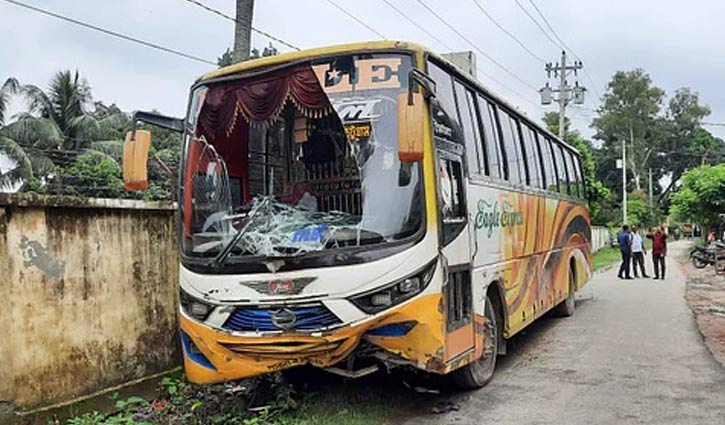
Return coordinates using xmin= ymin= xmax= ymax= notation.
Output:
xmin=403 ymin=241 xmax=725 ymax=424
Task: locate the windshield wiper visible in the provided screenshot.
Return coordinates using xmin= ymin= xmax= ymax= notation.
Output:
xmin=212 ymin=197 xmax=271 ymax=267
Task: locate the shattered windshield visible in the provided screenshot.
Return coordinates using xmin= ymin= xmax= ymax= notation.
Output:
xmin=179 ymin=53 xmax=423 ymax=262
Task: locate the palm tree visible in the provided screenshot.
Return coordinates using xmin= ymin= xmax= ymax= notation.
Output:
xmin=0 ymin=71 xmax=128 ymax=192
xmin=0 ymin=77 xmax=20 ymax=126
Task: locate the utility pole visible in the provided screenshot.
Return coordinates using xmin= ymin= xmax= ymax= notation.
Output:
xmin=540 ymin=51 xmax=586 ymax=141
xmin=232 ymin=0 xmax=255 ymax=63
xmin=622 ymin=139 xmax=627 ymax=225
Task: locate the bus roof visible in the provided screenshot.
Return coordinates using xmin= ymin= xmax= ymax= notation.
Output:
xmin=200 ymin=40 xmax=580 ymax=156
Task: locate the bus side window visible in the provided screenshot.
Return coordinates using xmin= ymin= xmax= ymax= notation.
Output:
xmin=575 ymin=155 xmax=585 ymax=198
xmin=427 ymin=61 xmax=462 ymax=145
xmin=552 ymin=142 xmax=570 ymax=195
xmin=522 ymin=126 xmax=543 ymax=189
xmin=544 ymin=136 xmax=560 ymax=193
xmin=565 ymin=150 xmax=581 ymax=198
xmin=478 ymin=96 xmax=503 ymax=180
xmin=439 ymin=156 xmax=466 ymax=245
xmin=466 ymin=89 xmax=487 ymax=176
xmin=498 ymin=109 xmax=523 ymax=185
xmin=453 ymin=81 xmax=482 ymax=177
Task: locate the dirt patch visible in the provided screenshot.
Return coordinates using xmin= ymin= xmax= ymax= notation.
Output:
xmin=680 ymin=255 xmax=725 ymax=368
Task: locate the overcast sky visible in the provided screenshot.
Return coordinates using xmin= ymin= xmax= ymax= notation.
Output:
xmin=1 ymin=0 xmax=724 ymax=141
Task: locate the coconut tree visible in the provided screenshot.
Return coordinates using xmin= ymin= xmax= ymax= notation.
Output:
xmin=0 ymin=78 xmax=20 ymax=126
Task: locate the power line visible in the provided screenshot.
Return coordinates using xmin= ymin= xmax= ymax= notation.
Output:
xmin=323 ymin=0 xmax=387 ymax=39
xmin=413 ymin=0 xmax=539 ymax=94
xmin=181 ymin=0 xmax=300 ymax=51
xmin=528 ymin=0 xmax=575 ymax=59
xmin=702 ymin=122 xmax=725 ymax=127
xmin=512 ymin=0 xmax=560 ymax=50
xmin=377 ymin=0 xmax=537 ymax=109
xmin=470 ymin=0 xmax=546 ymax=63
xmin=527 ymin=0 xmax=603 ymax=100
xmin=1 ymin=0 xmax=217 ymax=66
xmin=378 ymin=0 xmax=452 ymax=50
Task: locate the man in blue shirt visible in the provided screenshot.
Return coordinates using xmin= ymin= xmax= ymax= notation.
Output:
xmin=617 ymin=225 xmax=633 ymax=280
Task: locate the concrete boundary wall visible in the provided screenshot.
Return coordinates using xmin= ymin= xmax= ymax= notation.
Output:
xmin=0 ymin=194 xmax=180 ymax=412
xmin=591 ymin=226 xmax=611 ymax=253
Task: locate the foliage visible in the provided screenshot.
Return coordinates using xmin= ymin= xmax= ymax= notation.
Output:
xmin=0 ymin=71 xmax=177 ymax=200
xmin=0 ymin=135 xmax=33 ymax=190
xmin=218 ymin=48 xmax=234 ymax=68
xmin=670 ymin=164 xmax=725 ymax=228
xmin=626 ymin=190 xmax=651 ymax=226
xmin=62 ymin=151 xmax=125 ymax=199
xmin=592 ymin=69 xmax=665 ymax=193
xmin=0 ymin=77 xmax=20 ymax=125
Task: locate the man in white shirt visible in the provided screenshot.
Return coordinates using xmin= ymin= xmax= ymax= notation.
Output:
xmin=631 ymin=226 xmax=650 ymax=278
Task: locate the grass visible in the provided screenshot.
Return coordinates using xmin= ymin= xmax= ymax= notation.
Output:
xmin=52 ymin=370 xmax=422 ymax=425
xmin=593 ymin=246 xmax=622 ymax=271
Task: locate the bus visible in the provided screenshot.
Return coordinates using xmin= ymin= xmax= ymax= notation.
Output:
xmin=123 ymin=41 xmax=592 ymax=388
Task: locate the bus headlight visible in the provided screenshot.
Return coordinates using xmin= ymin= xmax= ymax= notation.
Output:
xmin=350 ymin=258 xmax=437 ymax=314
xmin=180 ymin=289 xmax=214 ymax=321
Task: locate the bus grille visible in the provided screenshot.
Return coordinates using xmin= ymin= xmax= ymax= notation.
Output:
xmin=222 ymin=305 xmax=341 ymax=332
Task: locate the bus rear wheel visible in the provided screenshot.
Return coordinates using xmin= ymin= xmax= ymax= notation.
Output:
xmin=553 ymin=266 xmax=576 ymax=317
xmin=451 ymin=296 xmax=499 ymax=389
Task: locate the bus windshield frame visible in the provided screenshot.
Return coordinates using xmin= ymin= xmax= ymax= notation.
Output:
xmin=177 ymin=52 xmax=427 ymax=274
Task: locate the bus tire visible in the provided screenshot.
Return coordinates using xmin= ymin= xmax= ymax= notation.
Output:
xmin=451 ymin=295 xmax=499 ymax=389
xmin=553 ymin=266 xmax=576 ymax=317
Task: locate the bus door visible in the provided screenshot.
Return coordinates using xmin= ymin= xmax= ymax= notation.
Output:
xmin=436 ymin=140 xmax=475 ymax=361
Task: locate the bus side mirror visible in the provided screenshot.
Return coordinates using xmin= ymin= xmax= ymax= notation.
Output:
xmin=122 ymin=110 xmax=184 ymax=191
xmin=123 ymin=129 xmax=151 ymax=191
xmin=398 ymin=69 xmax=436 ymax=162
xmin=398 ymin=92 xmax=425 ymax=162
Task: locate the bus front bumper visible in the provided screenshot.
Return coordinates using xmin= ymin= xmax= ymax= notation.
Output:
xmin=179 ymin=293 xmax=445 ymax=384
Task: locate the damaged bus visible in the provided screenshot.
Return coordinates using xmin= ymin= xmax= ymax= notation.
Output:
xmin=123 ymin=41 xmax=592 ymax=388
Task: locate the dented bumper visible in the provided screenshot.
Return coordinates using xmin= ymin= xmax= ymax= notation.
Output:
xmin=180 ymin=293 xmax=446 ymax=384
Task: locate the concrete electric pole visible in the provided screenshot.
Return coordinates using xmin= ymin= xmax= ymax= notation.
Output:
xmin=233 ymin=0 xmax=255 ymax=63
xmin=539 ymin=51 xmax=586 ymax=141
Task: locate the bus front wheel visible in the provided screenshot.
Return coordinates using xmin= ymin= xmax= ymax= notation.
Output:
xmin=451 ymin=295 xmax=499 ymax=389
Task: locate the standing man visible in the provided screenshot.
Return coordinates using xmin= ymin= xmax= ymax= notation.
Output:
xmin=647 ymin=226 xmax=668 ymax=280
xmin=617 ymin=225 xmax=633 ymax=280
xmin=631 ymin=226 xmax=649 ymax=278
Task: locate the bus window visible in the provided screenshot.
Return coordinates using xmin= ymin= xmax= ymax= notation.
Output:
xmin=566 ymin=151 xmax=583 ymax=198
xmin=478 ymin=96 xmax=503 ymax=179
xmin=551 ymin=142 xmax=570 ymax=195
xmin=498 ymin=109 xmax=523 ymax=185
xmin=564 ymin=150 xmax=579 ymax=197
xmin=428 ymin=62 xmax=461 ymax=145
xmin=575 ymin=155 xmax=585 ymax=197
xmin=453 ymin=81 xmax=482 ymax=176
xmin=522 ymin=126 xmax=543 ymax=189
xmin=542 ymin=137 xmax=559 ymax=193
xmin=466 ymin=89 xmax=487 ymax=176
xmin=439 ymin=156 xmax=466 ymax=245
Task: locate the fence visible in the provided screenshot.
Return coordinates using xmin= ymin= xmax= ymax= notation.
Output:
xmin=0 ymin=193 xmax=179 ymax=413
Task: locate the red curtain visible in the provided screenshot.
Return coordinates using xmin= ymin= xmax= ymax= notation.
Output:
xmin=198 ymin=66 xmax=331 ymax=138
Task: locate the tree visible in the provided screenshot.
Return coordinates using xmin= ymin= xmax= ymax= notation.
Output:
xmin=658 ymin=88 xmax=722 ymax=204
xmin=592 ymin=69 xmax=665 ymax=192
xmin=670 ymin=164 xmax=725 ymax=228
xmin=0 ymin=77 xmax=20 ymax=126
xmin=217 ymin=48 xmax=234 ymax=68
